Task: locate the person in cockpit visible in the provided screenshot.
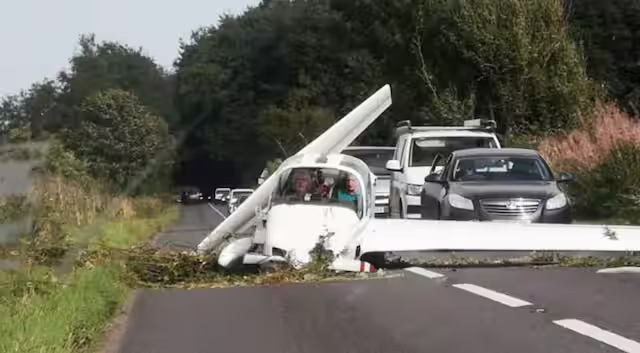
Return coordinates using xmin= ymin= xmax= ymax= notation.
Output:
xmin=292 ymin=170 xmax=314 ymax=200
xmin=336 ymin=173 xmax=360 ymax=203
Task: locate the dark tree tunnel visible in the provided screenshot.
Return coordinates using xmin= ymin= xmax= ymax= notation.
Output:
xmin=172 ymin=149 xmax=241 ymax=197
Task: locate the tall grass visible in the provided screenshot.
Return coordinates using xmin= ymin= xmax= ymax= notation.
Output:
xmin=0 ymin=175 xmax=178 ymax=353
xmin=538 ymin=102 xmax=640 ymax=222
xmin=538 ymin=102 xmax=640 ymax=172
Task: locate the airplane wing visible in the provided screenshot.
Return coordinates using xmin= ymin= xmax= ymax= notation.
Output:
xmin=359 ymin=218 xmax=640 ymax=254
xmin=197 ymin=85 xmax=392 ymax=255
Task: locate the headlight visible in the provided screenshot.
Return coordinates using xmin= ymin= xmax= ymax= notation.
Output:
xmin=546 ymin=193 xmax=567 ymax=210
xmin=407 ymin=184 xmax=423 ymax=195
xmin=448 ymin=193 xmax=474 ymax=210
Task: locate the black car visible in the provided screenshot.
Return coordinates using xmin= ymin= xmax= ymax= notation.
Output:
xmin=420 ymin=148 xmax=575 ymax=223
xmin=179 ymin=187 xmax=204 ymax=204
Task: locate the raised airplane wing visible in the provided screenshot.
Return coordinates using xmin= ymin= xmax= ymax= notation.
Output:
xmin=359 ymin=218 xmax=640 ymax=255
xmin=197 ymin=85 xmax=393 ymax=255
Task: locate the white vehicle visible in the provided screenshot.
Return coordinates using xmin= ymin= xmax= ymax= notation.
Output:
xmin=213 ymin=188 xmax=231 ymax=205
xmin=385 ymin=120 xmax=501 ymax=219
xmin=228 ymin=188 xmax=254 ymax=215
xmin=197 ymin=85 xmax=640 ymax=273
xmin=342 ymin=146 xmax=395 ymax=217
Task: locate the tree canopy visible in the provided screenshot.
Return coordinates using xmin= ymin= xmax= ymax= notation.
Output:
xmin=1 ymin=0 xmax=639 ymax=188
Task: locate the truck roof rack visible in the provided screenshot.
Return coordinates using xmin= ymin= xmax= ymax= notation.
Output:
xmin=394 ymin=119 xmax=497 ymax=137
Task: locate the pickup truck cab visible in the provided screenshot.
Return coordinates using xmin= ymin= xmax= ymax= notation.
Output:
xmin=385 ymin=119 xmax=502 ymax=219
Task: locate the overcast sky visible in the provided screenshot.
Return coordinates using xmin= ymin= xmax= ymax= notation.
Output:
xmin=0 ymin=0 xmax=260 ymax=97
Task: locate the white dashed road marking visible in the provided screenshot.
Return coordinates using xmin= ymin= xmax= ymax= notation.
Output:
xmin=554 ymin=319 xmax=640 ymax=353
xmin=208 ymin=203 xmax=227 ymax=219
xmin=404 ymin=267 xmax=445 ymax=279
xmin=452 ymin=283 xmax=533 ymax=308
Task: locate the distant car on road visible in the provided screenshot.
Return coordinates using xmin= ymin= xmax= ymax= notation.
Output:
xmin=179 ymin=187 xmax=204 ymax=204
xmin=228 ymin=188 xmax=254 ymax=215
xmin=420 ymin=148 xmax=575 ymax=223
xmin=229 ymin=193 xmax=251 ymax=215
xmin=342 ymin=146 xmax=395 ymax=217
xmin=213 ymin=188 xmax=231 ymax=204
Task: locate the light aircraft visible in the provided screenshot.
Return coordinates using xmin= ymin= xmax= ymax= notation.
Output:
xmin=197 ymin=85 xmax=640 ymax=272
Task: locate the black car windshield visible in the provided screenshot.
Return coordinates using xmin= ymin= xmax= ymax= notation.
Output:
xmin=451 ymin=156 xmax=553 ymax=182
xmin=342 ymin=149 xmax=395 ymax=175
xmin=410 ymin=137 xmax=497 ymax=167
xmin=216 ymin=190 xmax=230 ymax=196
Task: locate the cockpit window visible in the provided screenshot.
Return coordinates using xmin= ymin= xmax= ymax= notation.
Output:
xmin=272 ymin=167 xmax=364 ymax=217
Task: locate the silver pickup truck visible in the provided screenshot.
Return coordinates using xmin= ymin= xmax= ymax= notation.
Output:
xmin=342 ymin=146 xmax=396 ymax=217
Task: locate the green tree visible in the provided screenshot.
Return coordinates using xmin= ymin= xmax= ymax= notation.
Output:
xmin=174 ymin=1 xmax=384 ymax=182
xmin=57 ymin=34 xmax=178 ymax=130
xmin=568 ymin=0 xmax=640 ymax=116
xmin=61 ymin=89 xmax=175 ymax=194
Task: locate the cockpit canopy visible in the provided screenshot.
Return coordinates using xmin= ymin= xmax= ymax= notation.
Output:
xmin=272 ymin=166 xmax=364 ymax=216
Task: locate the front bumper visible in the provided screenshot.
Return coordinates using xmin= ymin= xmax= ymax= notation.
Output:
xmin=405 ymin=194 xmax=422 ymax=219
xmin=442 ymin=205 xmax=572 ymax=224
xmin=375 ymin=195 xmax=389 ymax=216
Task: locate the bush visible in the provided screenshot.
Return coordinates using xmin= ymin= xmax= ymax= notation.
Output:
xmin=539 ymin=102 xmax=640 ymax=222
xmin=6 ymin=126 xmax=32 ymax=143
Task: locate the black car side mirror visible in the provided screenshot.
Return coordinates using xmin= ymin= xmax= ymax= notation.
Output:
xmin=556 ymin=172 xmax=575 ymax=183
xmin=424 ymin=173 xmax=446 ymax=184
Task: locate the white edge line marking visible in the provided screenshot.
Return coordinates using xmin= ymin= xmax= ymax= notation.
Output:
xmin=597 ymin=267 xmax=640 ymax=274
xmin=554 ymin=319 xmax=640 ymax=353
xmin=453 ymin=283 xmax=532 ymax=308
xmin=207 ymin=203 xmax=227 ymax=219
xmin=405 ymin=267 xmax=445 ymax=279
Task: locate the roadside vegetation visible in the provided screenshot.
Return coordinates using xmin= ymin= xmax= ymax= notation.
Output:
xmin=1 ymin=0 xmax=640 ymax=352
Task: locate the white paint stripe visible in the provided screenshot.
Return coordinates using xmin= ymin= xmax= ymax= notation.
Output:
xmin=207 ymin=203 xmax=227 ymax=219
xmin=554 ymin=319 xmax=640 ymax=353
xmin=597 ymin=267 xmax=640 ymax=274
xmin=405 ymin=267 xmax=445 ymax=279
xmin=453 ymin=283 xmax=532 ymax=307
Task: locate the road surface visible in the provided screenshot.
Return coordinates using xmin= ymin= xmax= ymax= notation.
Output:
xmin=114 ymin=204 xmax=640 ymax=353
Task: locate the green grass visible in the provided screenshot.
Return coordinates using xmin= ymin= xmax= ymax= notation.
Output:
xmin=0 ymin=266 xmax=127 ymax=353
xmin=0 ymin=205 xmax=178 ymax=353
xmin=86 ymin=206 xmax=178 ymax=249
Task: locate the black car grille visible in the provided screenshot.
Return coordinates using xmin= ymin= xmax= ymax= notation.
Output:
xmin=480 ymin=198 xmax=541 ymax=217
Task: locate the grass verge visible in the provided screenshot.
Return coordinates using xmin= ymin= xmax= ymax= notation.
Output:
xmin=0 ymin=206 xmax=178 ymax=353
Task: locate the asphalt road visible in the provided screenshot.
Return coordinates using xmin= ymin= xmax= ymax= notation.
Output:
xmin=151 ymin=202 xmax=227 ymax=251
xmin=115 ymin=204 xmax=640 ymax=353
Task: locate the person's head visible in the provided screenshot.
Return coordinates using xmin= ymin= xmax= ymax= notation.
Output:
xmin=346 ymin=175 xmax=358 ymax=193
xmin=294 ymin=171 xmax=311 ymax=194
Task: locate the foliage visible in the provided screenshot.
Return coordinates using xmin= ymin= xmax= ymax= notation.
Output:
xmin=57 ymin=34 xmax=178 ymax=130
xmin=174 ymin=0 xmax=384 ymax=182
xmin=441 ymin=0 xmax=596 ymax=135
xmin=0 ymin=195 xmax=28 ymax=223
xmin=568 ymin=0 xmax=640 ymax=116
xmin=0 ymin=204 xmax=176 ymax=353
xmin=266 ymin=158 xmax=283 ymax=175
xmin=61 ymin=89 xmax=175 ymax=194
xmin=6 ymin=126 xmax=32 ymax=143
xmin=539 ymin=103 xmax=640 ymax=223
xmin=38 ymin=141 xmax=92 ymax=185
xmin=539 ymin=102 xmax=640 ymax=172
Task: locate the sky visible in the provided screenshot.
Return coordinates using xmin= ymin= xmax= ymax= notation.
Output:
xmin=0 ymin=0 xmax=260 ymax=97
